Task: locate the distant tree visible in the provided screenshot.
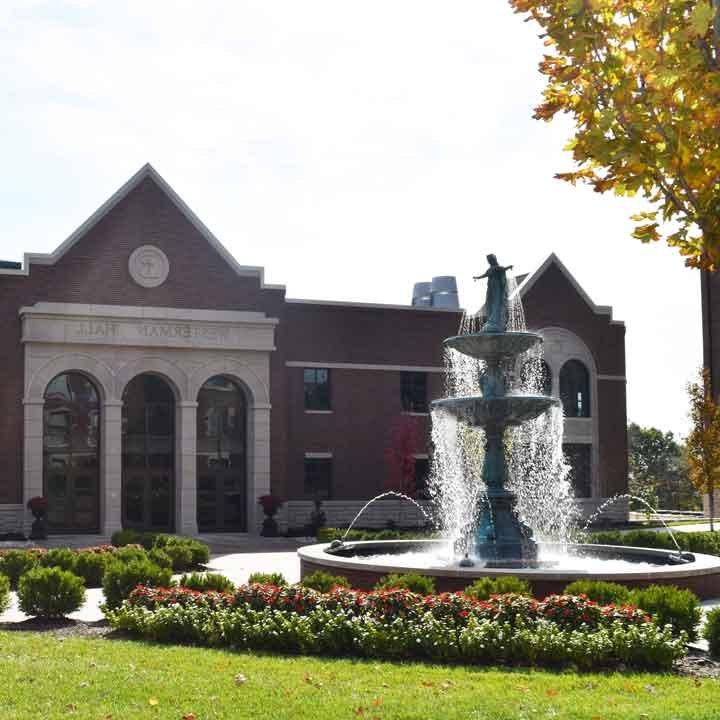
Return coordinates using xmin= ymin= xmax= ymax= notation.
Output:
xmin=627 ymin=422 xmax=695 ymax=511
xmin=686 ymin=368 xmax=720 ymax=529
xmin=385 ymin=415 xmax=420 ymax=496
xmin=509 ymin=0 xmax=720 ymax=269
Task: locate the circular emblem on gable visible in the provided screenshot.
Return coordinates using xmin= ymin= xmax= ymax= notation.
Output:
xmin=128 ymin=245 xmax=170 ymax=288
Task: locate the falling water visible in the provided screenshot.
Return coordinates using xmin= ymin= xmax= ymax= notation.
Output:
xmin=427 ymin=276 xmax=577 ymax=552
xmin=342 ymin=491 xmax=432 ymax=540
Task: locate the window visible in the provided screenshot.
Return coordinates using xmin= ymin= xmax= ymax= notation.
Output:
xmin=414 ymin=457 xmax=431 ymax=499
xmin=304 ymin=458 xmax=332 ymax=499
xmin=520 ymin=358 xmax=552 ymax=395
xmin=401 ymin=372 xmax=428 ymax=413
xmin=560 ymin=359 xmax=590 ymax=418
xmin=564 ymin=443 xmax=592 ymax=498
xmin=304 ymin=368 xmax=331 ymax=410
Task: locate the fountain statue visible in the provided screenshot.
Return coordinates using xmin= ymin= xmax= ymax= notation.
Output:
xmin=432 ymin=255 xmax=558 ymax=567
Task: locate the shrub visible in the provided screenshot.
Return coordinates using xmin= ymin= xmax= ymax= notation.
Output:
xmin=17 ymin=567 xmax=85 ymax=618
xmin=703 ymin=607 xmax=720 ymax=658
xmin=247 ymin=571 xmax=288 ymax=586
xmin=464 ymin=576 xmax=532 ymax=600
xmin=301 ymin=571 xmax=351 ymax=593
xmin=74 ymin=551 xmax=109 ymax=587
xmin=148 ymin=548 xmax=173 ymax=569
xmin=102 ymin=559 xmax=173 ymax=610
xmin=111 ymin=529 xmax=157 ymax=550
xmin=178 ymin=572 xmax=235 ymax=594
xmin=112 ymin=546 xmax=149 ymax=565
xmin=0 ymin=573 xmax=10 ymax=614
xmin=563 ymin=580 xmax=631 ymax=606
xmin=162 ymin=543 xmax=194 ymax=572
xmin=375 ymin=573 xmax=436 ymax=595
xmin=154 ymin=535 xmax=209 ymax=567
xmin=316 ymin=527 xmax=434 ymax=543
xmin=0 ymin=549 xmax=37 ymax=587
xmin=38 ymin=547 xmax=77 ymax=573
xmin=588 ymin=529 xmax=720 ymax=557
xmin=629 ymin=585 xmax=702 ymax=641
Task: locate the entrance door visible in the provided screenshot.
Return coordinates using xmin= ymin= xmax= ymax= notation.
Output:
xmin=196 ymin=376 xmax=247 ymax=531
xmin=43 ymin=373 xmax=100 ymax=533
xmin=122 ymin=374 xmax=175 ymax=532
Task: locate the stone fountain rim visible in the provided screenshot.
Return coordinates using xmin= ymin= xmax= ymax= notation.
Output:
xmin=297 ymin=539 xmax=720 ymax=581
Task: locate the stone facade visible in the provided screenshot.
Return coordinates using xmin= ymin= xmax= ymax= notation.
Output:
xmin=0 ymin=164 xmax=629 ymax=536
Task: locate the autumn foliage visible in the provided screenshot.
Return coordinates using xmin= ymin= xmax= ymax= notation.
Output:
xmin=384 ymin=415 xmax=420 ymax=495
xmin=510 ymin=0 xmax=720 ymax=268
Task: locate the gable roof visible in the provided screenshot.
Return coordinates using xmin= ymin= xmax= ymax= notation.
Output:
xmin=0 ymin=163 xmax=285 ymax=290
xmin=513 ymin=252 xmax=622 ymax=325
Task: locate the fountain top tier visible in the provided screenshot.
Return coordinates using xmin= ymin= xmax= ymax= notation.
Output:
xmin=443 ymin=330 xmax=542 ymax=361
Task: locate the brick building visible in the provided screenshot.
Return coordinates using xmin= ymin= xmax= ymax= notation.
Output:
xmin=0 ymin=165 xmax=628 ymax=537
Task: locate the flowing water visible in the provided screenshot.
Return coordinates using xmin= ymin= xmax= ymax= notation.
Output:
xmin=342 ymin=491 xmax=432 ymax=541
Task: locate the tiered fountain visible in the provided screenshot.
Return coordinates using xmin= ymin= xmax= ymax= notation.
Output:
xmin=433 ymin=254 xmax=556 ymax=567
xmin=298 ymin=255 xmax=720 ymax=598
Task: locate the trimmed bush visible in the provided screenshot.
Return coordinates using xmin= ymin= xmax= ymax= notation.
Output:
xmin=317 ymin=527 xmax=435 ymax=543
xmin=112 ymin=546 xmax=149 ymax=565
xmin=111 ymin=529 xmax=158 ymax=550
xmin=148 ymin=548 xmax=173 ymax=569
xmin=102 ymin=559 xmax=173 ymax=610
xmin=162 ymin=543 xmax=194 ymax=572
xmin=563 ymin=580 xmax=631 ymax=606
xmin=0 ymin=549 xmax=37 ymax=587
xmin=17 ymin=567 xmax=85 ymax=618
xmin=247 ymin=571 xmax=288 ymax=586
xmin=153 ymin=535 xmax=210 ymax=567
xmin=375 ymin=573 xmax=436 ymax=596
xmin=178 ymin=572 xmax=235 ymax=593
xmin=74 ymin=551 xmax=109 ymax=587
xmin=703 ymin=607 xmax=720 ymax=658
xmin=0 ymin=573 xmax=10 ymax=614
xmin=588 ymin=529 xmax=720 ymax=557
xmin=465 ymin=576 xmax=532 ymax=600
xmin=301 ymin=571 xmax=351 ymax=593
xmin=38 ymin=547 xmax=77 ymax=573
xmin=629 ymin=585 xmax=702 ymax=641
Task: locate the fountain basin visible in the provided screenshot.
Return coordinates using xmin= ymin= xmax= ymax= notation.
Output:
xmin=443 ymin=331 xmax=542 ymax=360
xmin=297 ymin=540 xmax=720 ymax=599
xmin=433 ymin=395 xmax=559 ymax=427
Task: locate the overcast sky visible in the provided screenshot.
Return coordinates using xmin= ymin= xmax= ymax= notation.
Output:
xmin=0 ymin=1 xmax=702 ymax=436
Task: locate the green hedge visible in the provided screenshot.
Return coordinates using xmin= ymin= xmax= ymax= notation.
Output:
xmin=317 ymin=528 xmax=436 ymax=543
xmin=703 ymin=607 xmax=720 ymax=658
xmin=0 ymin=573 xmax=10 ymax=614
xmin=563 ymin=580 xmax=631 ymax=606
xmin=587 ymin=529 xmax=720 ymax=556
xmin=375 ymin=573 xmax=436 ymax=595
xmin=102 ymin=559 xmax=173 ymax=610
xmin=18 ymin=567 xmax=86 ymax=618
xmin=465 ymin=576 xmax=532 ymax=600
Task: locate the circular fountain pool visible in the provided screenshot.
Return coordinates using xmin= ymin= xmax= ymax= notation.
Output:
xmin=298 ymin=540 xmax=720 ymax=599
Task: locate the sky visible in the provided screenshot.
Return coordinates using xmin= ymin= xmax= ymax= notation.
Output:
xmin=0 ymin=0 xmax=702 ymax=437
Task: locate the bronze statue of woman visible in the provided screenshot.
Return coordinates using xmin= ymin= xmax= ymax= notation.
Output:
xmin=473 ymin=254 xmax=513 ymax=333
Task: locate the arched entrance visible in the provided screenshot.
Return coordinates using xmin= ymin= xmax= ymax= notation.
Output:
xmin=196 ymin=375 xmax=247 ymax=531
xmin=121 ymin=374 xmax=175 ymax=532
xmin=43 ymin=372 xmax=101 ymax=532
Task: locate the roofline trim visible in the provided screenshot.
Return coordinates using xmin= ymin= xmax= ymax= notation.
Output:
xmin=286 ymin=298 xmax=463 ymax=312
xmin=0 ymin=163 xmax=286 ymax=291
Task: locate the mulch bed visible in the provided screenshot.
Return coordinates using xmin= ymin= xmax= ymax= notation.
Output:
xmin=675 ymin=648 xmax=720 ymax=679
xmin=0 ymin=618 xmax=112 ymax=638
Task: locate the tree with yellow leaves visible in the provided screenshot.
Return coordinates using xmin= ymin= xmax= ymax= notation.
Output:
xmin=509 ymin=0 xmax=720 ymax=268
xmin=686 ymin=368 xmax=720 ymax=528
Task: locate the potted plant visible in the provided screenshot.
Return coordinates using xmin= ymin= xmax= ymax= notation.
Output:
xmin=27 ymin=496 xmax=48 ymax=540
xmin=258 ymin=494 xmax=284 ymax=537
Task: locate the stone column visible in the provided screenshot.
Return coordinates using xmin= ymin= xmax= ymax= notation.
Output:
xmin=101 ymin=400 xmax=123 ymax=537
xmin=22 ymin=398 xmax=45 ymax=537
xmin=176 ymin=401 xmax=199 ymax=536
xmin=249 ymin=403 xmax=272 ymax=534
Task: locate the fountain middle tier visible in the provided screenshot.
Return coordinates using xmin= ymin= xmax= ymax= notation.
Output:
xmin=443 ymin=330 xmax=542 ymax=360
xmin=432 ymin=395 xmax=559 ymax=428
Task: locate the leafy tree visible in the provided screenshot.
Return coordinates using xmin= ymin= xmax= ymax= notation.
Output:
xmin=509 ymin=0 xmax=720 ymax=268
xmin=686 ymin=368 xmax=720 ymax=528
xmin=627 ymin=422 xmax=696 ymax=510
xmin=384 ymin=415 xmax=420 ymax=496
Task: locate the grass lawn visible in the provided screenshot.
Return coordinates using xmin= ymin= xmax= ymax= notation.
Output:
xmin=0 ymin=632 xmax=718 ymax=719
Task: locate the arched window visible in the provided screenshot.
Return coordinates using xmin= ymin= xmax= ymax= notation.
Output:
xmin=520 ymin=358 xmax=552 ymax=396
xmin=196 ymin=376 xmax=247 ymax=531
xmin=43 ymin=372 xmax=100 ymax=531
xmin=560 ymin=360 xmax=590 ymax=418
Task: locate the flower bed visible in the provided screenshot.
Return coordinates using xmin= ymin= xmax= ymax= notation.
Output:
xmin=106 ymin=584 xmax=685 ymax=670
